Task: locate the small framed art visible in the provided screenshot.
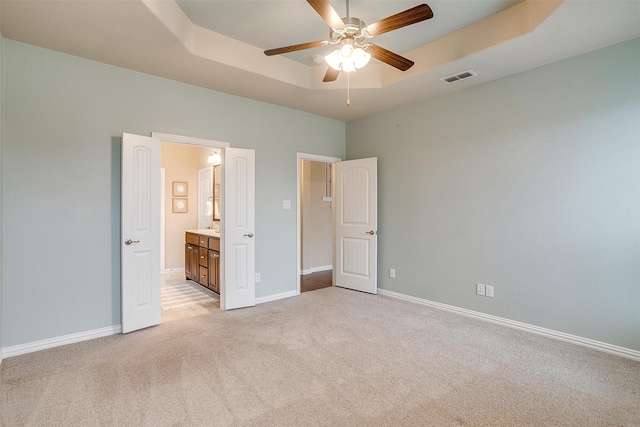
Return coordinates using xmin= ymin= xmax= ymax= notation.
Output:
xmin=172 ymin=181 xmax=188 ymax=197
xmin=172 ymin=198 xmax=188 ymax=213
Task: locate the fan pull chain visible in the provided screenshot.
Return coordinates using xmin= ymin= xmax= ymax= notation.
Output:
xmin=346 ymin=73 xmax=351 ymax=107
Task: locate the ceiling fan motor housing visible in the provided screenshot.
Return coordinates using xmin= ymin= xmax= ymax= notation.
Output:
xmin=330 ymin=17 xmax=368 ymax=44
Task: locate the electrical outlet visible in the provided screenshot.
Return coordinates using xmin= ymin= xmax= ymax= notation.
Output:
xmin=255 ymin=273 xmax=261 ymax=283
xmin=486 ymin=285 xmax=494 ymax=298
xmin=389 ymin=268 xmax=396 ymax=278
xmin=476 ymin=283 xmax=486 ymax=296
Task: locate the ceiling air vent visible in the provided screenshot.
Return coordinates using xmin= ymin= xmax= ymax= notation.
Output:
xmin=440 ymin=70 xmax=478 ymax=84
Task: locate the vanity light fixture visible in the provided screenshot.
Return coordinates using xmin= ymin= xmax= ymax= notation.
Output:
xmin=207 ymin=150 xmax=222 ymax=166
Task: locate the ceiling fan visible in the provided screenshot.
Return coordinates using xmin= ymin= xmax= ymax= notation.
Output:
xmin=264 ymin=0 xmax=434 ymax=83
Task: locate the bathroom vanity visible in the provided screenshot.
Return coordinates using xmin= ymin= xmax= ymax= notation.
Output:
xmin=185 ymin=230 xmax=220 ymax=294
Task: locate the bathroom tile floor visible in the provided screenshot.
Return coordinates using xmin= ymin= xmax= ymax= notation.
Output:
xmin=161 ymin=271 xmax=220 ymax=323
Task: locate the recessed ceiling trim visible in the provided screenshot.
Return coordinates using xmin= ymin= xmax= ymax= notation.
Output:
xmin=140 ymin=0 xmax=314 ymax=88
xmin=142 ymin=0 xmax=563 ymax=91
xmin=405 ymin=0 xmax=563 ymax=76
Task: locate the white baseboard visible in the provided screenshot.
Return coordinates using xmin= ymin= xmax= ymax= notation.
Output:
xmin=301 ymin=265 xmax=333 ymax=275
xmin=256 ymin=290 xmax=298 ymax=305
xmin=378 ymin=289 xmax=640 ymax=362
xmin=2 ymin=325 xmax=122 ymax=359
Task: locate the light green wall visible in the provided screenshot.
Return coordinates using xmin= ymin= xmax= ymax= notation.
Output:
xmin=346 ymin=38 xmax=640 ymax=351
xmin=1 ymin=39 xmax=344 ymax=347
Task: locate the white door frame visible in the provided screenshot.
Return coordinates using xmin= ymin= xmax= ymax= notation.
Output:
xmin=296 ymin=152 xmax=342 ymax=295
xmin=161 ymin=168 xmax=166 ymax=272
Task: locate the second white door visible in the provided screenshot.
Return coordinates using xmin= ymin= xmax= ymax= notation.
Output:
xmin=221 ymin=147 xmax=256 ymax=310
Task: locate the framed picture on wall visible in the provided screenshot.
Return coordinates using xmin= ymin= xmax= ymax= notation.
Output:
xmin=172 ymin=198 xmax=188 ymax=213
xmin=172 ymin=181 xmax=188 ymax=197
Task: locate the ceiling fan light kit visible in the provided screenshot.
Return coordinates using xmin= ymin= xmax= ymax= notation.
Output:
xmin=264 ymin=0 xmax=434 ymax=86
xmin=325 ymin=39 xmax=371 ymax=72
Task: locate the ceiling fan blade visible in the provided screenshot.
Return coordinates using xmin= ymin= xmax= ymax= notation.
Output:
xmin=367 ymin=44 xmax=414 ymax=71
xmin=323 ymin=67 xmax=340 ymax=82
xmin=307 ymin=0 xmax=345 ymax=29
xmin=364 ymin=4 xmax=433 ymax=37
xmin=264 ymin=41 xmax=327 ymax=56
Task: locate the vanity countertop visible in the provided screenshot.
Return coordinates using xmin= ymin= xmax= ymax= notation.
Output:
xmin=186 ymin=229 xmax=220 ymax=239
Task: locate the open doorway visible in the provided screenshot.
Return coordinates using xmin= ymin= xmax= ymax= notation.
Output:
xmin=297 ymin=153 xmax=341 ymax=294
xmin=159 ymin=142 xmax=221 ymax=321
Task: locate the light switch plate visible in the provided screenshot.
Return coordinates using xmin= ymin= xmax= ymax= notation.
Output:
xmin=283 ymin=200 xmax=291 ymax=209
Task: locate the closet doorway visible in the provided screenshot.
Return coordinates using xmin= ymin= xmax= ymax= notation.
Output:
xmin=297 ymin=153 xmax=341 ymax=294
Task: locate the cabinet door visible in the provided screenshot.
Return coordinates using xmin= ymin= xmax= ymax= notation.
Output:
xmin=190 ymin=246 xmax=199 ymax=281
xmin=185 ymin=243 xmax=196 ymax=279
xmin=208 ymin=250 xmax=220 ymax=293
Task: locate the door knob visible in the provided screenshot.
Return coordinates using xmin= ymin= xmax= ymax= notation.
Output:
xmin=243 ymin=233 xmax=254 ymax=238
xmin=366 ymin=230 xmax=376 ymax=235
xmin=124 ymin=239 xmax=140 ymax=245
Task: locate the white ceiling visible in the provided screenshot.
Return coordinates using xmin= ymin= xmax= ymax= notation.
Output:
xmin=1 ymin=0 xmax=638 ymax=122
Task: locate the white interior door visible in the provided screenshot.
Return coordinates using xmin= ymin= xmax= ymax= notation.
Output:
xmin=197 ymin=166 xmax=213 ymax=229
xmin=121 ymin=133 xmax=161 ymax=333
xmin=334 ymin=157 xmax=378 ymax=294
xmin=221 ymin=147 xmax=256 ymax=310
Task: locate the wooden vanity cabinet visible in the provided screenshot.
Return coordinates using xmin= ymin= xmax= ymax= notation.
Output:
xmin=185 ymin=232 xmax=220 ymax=294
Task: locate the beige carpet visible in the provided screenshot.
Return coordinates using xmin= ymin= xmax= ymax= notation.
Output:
xmin=1 ymin=287 xmax=638 ymax=426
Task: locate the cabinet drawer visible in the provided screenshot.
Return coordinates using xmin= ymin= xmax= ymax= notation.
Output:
xmin=208 ymin=237 xmax=220 ymax=251
xmin=199 ymin=235 xmax=208 ymax=247
xmin=199 ymin=247 xmax=208 ymax=266
xmin=198 ymin=266 xmax=208 ymax=285
xmin=186 ymin=232 xmax=199 ymax=245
